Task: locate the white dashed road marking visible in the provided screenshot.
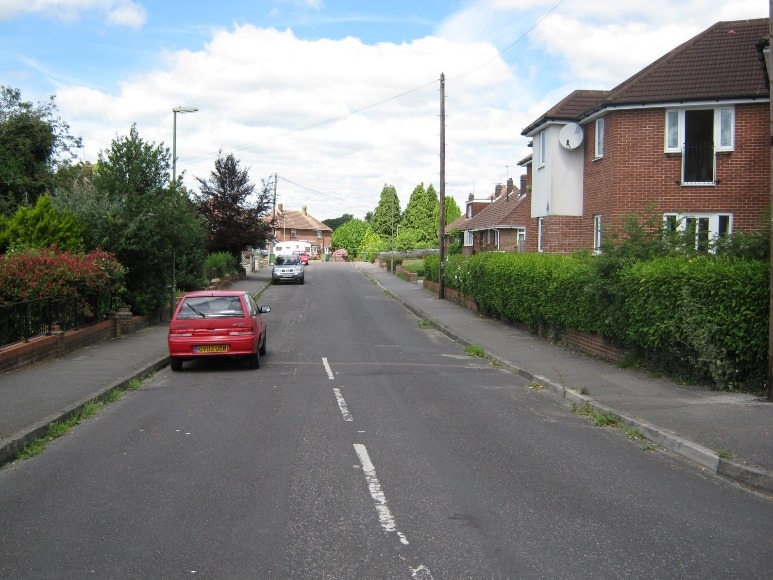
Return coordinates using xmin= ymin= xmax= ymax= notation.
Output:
xmin=333 ymin=388 xmax=353 ymax=421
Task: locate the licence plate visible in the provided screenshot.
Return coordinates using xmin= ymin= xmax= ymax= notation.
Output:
xmin=195 ymin=345 xmax=228 ymax=354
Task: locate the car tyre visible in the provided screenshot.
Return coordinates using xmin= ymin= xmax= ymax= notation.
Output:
xmin=248 ymin=348 xmax=260 ymax=369
xmin=299 ymin=276 xmax=305 ymax=285
xmin=170 ymin=357 xmax=183 ymax=372
xmin=259 ymin=332 xmax=267 ymax=355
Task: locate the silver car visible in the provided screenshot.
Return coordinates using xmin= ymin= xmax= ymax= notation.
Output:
xmin=272 ymin=255 xmax=305 ymax=285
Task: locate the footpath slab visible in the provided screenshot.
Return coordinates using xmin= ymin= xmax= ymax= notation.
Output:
xmin=355 ymin=261 xmax=773 ymax=496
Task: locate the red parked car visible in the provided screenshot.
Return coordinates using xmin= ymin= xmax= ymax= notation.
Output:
xmin=168 ymin=290 xmax=270 ymax=371
xmin=293 ymin=251 xmax=310 ymax=265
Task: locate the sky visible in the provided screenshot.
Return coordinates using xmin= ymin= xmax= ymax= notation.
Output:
xmin=0 ymin=0 xmax=767 ymax=220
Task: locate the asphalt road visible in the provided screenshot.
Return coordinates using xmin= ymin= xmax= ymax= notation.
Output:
xmin=0 ymin=262 xmax=771 ymax=579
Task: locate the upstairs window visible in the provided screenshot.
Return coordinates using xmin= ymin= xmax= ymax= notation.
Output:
xmin=538 ymin=131 xmax=546 ymax=167
xmin=595 ymin=118 xmax=605 ymax=158
xmin=664 ymin=107 xmax=735 ymax=185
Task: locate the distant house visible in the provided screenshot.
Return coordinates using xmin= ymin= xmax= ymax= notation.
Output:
xmin=447 ymin=178 xmax=533 ymax=254
xmin=459 ymin=18 xmax=771 ymax=255
xmin=264 ymin=204 xmax=333 ymax=256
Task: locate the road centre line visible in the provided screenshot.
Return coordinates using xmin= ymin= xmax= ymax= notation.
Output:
xmin=333 ymin=388 xmax=353 ymax=421
xmin=353 ymin=443 xmax=410 ymax=546
xmin=322 ymin=357 xmax=335 ymax=380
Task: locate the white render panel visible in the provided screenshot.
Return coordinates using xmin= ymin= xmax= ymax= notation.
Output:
xmin=531 ymin=124 xmax=584 ymax=218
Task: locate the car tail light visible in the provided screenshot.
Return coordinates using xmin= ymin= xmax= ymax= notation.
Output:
xmin=229 ymin=330 xmax=255 ymax=336
xmin=169 ymin=329 xmax=193 ymax=337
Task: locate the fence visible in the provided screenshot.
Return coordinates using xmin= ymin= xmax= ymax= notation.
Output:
xmin=0 ymin=294 xmax=107 ymax=349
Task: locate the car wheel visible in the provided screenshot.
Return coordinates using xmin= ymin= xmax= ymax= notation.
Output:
xmin=248 ymin=348 xmax=260 ymax=369
xmin=259 ymin=332 xmax=267 ymax=355
xmin=299 ymin=276 xmax=305 ymax=285
xmin=170 ymin=357 xmax=183 ymax=372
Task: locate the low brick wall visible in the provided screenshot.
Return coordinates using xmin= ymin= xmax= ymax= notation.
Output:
xmin=423 ymin=280 xmax=479 ymax=314
xmin=422 ymin=280 xmax=625 ymax=364
xmin=0 ymin=312 xmax=154 ymax=374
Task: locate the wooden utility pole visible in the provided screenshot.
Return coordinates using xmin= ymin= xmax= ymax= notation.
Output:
xmin=439 ymin=73 xmax=446 ymax=300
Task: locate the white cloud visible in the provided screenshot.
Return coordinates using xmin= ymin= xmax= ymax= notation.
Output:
xmin=0 ymin=0 xmax=147 ymax=28
xmin=57 ymin=25 xmax=515 ymax=219
xmin=50 ymin=0 xmax=771 ymax=220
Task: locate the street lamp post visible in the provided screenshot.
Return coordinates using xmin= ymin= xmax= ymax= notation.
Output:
xmin=170 ymin=106 xmax=197 ymax=319
xmin=171 ymin=106 xmax=198 ymax=188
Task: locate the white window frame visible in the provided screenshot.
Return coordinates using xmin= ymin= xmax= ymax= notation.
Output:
xmin=593 ymin=214 xmax=602 ymax=254
xmin=516 ymin=228 xmax=526 ymax=252
xmin=664 ymin=106 xmax=735 ymax=153
xmin=595 ymin=118 xmax=605 ymax=158
xmin=538 ymin=130 xmax=546 ymax=167
xmin=662 ymin=212 xmax=733 ymax=251
xmin=717 ymin=107 xmax=734 ymax=151
xmin=537 ymin=217 xmax=544 ymax=252
xmin=464 ymin=230 xmax=473 ymax=246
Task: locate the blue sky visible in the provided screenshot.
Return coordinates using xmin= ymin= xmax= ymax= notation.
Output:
xmin=0 ymin=0 xmax=766 ymax=219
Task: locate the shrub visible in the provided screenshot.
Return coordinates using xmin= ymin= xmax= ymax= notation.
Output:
xmin=0 ymin=247 xmax=126 ymax=315
xmin=204 ymin=252 xmax=241 ymax=279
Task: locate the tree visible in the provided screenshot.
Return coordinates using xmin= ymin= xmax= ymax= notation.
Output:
xmin=0 ymin=86 xmax=82 ymax=215
xmin=370 ymin=184 xmax=400 ymax=242
xmin=55 ymin=126 xmax=207 ymax=314
xmin=195 ymin=153 xmax=271 ymax=258
xmin=433 ymin=192 xmax=462 ymax=228
xmin=401 ymin=183 xmax=437 ymax=246
xmin=0 ymin=194 xmax=85 ymax=253
xmin=323 ymin=213 xmax=354 ymax=231
xmin=331 ymin=218 xmax=369 ymax=257
xmin=358 ymin=227 xmax=386 ymax=262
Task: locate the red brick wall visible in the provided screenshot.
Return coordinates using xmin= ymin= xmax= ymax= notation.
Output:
xmin=584 ymin=104 xmax=770 ymax=244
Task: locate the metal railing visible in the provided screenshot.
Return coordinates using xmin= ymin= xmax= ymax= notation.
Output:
xmin=0 ymin=294 xmax=107 ymax=349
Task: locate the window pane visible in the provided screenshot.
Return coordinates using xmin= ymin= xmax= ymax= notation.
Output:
xmin=596 ymin=118 xmax=604 ymax=157
xmin=666 ymin=111 xmax=679 ymax=149
xmin=718 ymin=215 xmax=730 ymax=237
xmin=719 ymin=109 xmax=732 ymax=148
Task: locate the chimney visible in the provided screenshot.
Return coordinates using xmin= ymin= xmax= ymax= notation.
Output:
xmin=520 ymin=175 xmax=527 ymax=196
xmin=494 ymin=183 xmax=503 ymax=199
xmin=468 ymin=192 xmax=474 ymax=201
xmin=277 ymin=203 xmax=283 ymax=213
xmin=302 ymin=206 xmax=307 ymax=216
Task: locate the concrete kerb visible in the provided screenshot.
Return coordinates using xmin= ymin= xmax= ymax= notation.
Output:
xmin=362 ymin=268 xmax=773 ymax=496
xmin=0 ymin=354 xmax=169 ymax=469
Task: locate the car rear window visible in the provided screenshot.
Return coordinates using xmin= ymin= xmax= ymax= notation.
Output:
xmin=177 ymin=296 xmax=246 ymax=319
xmin=276 ymin=256 xmax=300 ymax=265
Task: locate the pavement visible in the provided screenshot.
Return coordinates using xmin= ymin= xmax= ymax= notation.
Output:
xmin=1 ymin=261 xmax=771 ymax=496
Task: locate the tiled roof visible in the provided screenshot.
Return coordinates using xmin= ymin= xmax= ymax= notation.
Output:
xmin=602 ymin=18 xmax=769 ymax=107
xmin=264 ymin=207 xmax=332 ymax=232
xmin=523 ymin=90 xmax=609 ymax=135
xmin=462 ymin=188 xmax=527 ymax=231
xmin=522 ymin=18 xmax=770 ymax=134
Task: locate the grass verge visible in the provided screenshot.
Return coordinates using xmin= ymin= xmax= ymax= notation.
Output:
xmin=13 ymin=378 xmax=147 ymax=462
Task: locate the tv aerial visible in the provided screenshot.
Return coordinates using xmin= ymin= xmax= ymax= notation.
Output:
xmin=559 ymin=123 xmax=584 ymax=150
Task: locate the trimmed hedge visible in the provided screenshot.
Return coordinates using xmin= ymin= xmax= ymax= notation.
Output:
xmin=424 ymin=252 xmax=768 ymax=391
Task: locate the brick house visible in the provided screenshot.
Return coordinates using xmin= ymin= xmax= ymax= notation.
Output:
xmin=264 ymin=204 xmax=333 ymax=256
xmin=447 ymin=178 xmax=534 ymax=254
xmin=460 ymin=18 xmax=771 ymax=255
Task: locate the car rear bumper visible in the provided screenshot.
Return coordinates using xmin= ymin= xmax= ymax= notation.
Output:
xmin=168 ymin=334 xmax=258 ymax=358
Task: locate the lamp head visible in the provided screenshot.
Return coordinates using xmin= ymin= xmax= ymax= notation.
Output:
xmin=172 ymin=106 xmax=198 ymax=113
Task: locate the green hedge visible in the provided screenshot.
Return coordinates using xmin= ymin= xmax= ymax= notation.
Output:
xmin=424 ymin=252 xmax=768 ymax=391
xmin=204 ymin=252 xmax=242 ymax=279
